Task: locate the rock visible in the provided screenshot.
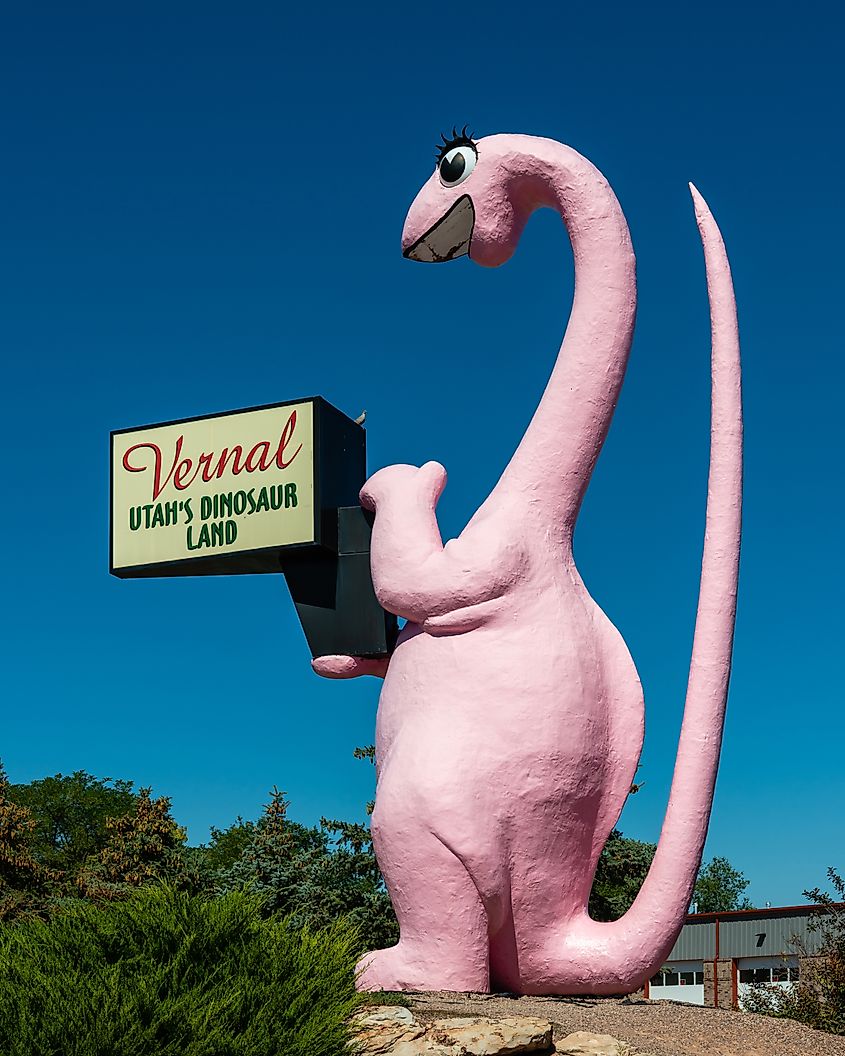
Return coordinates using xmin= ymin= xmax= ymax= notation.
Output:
xmin=429 ymin=1015 xmax=553 ymax=1054
xmin=555 ymin=1031 xmax=628 ymax=1055
xmin=386 ymin=1042 xmax=453 ymax=1056
xmin=350 ymin=1006 xmax=425 ymax=1054
xmin=349 ymin=1009 xmax=555 ymax=1055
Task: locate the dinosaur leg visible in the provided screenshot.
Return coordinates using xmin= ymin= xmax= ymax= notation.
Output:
xmin=489 ymin=787 xmax=602 ymax=994
xmin=357 ymin=805 xmax=490 ymax=992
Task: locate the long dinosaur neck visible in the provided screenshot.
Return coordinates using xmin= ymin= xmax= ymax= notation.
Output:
xmin=489 ymin=143 xmax=637 ymax=531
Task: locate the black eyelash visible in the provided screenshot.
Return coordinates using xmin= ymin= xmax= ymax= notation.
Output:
xmin=435 ymin=125 xmax=477 ymax=162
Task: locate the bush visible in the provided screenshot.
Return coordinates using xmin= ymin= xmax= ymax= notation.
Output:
xmin=0 ymin=885 xmax=361 ymax=1056
xmin=742 ymin=868 xmax=845 ymax=1035
xmin=0 ymin=762 xmax=62 ymax=921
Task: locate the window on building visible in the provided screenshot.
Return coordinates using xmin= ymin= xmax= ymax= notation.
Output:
xmin=740 ymin=967 xmax=773 ymax=984
xmin=650 ymin=973 xmax=665 ymax=987
xmin=772 ymin=964 xmax=789 ymax=982
xmin=789 ymin=965 xmax=800 ymax=982
xmin=664 ymin=971 xmax=679 ymax=986
xmin=679 ymin=971 xmax=695 ymax=985
xmin=695 ymin=971 xmax=704 ymax=984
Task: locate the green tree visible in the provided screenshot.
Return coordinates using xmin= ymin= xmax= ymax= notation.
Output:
xmin=588 ymin=833 xmax=752 ymax=920
xmin=589 ymin=829 xmax=656 ymax=921
xmin=8 ymin=771 xmax=136 ymax=873
xmin=0 ymin=762 xmax=59 ymax=920
xmin=693 ymin=855 xmax=752 ymax=912
xmin=199 ymin=817 xmax=257 ymax=872
xmin=216 ymin=787 xmax=398 ymax=952
xmin=316 ymin=816 xmax=398 ymax=950
xmin=78 ymin=788 xmax=196 ymax=899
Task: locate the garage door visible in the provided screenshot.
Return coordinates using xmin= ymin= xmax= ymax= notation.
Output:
xmin=737 ymin=956 xmax=799 ymax=1009
xmin=649 ymin=960 xmax=705 ymax=1005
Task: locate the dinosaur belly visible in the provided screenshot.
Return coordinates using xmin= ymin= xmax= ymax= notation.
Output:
xmin=371 ymin=579 xmax=644 ymax=912
xmin=375 ymin=588 xmax=616 ymax=806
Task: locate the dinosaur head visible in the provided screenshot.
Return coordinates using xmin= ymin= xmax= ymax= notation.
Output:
xmin=402 ymin=130 xmax=543 ymax=268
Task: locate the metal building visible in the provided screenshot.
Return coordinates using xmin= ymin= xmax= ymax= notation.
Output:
xmin=644 ymin=904 xmax=834 ymax=1009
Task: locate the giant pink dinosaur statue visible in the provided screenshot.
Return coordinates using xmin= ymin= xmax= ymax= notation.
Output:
xmin=314 ymin=132 xmax=742 ymax=995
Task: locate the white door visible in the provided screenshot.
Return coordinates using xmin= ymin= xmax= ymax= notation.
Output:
xmin=649 ymin=961 xmax=705 ymax=1005
xmin=737 ymin=956 xmax=799 ymax=1009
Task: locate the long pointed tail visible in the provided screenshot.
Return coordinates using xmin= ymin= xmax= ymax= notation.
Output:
xmin=560 ymin=185 xmax=743 ymax=993
xmin=618 ymin=181 xmax=742 ymax=956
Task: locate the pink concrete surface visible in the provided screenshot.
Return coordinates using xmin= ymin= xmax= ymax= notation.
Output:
xmin=312 ymin=134 xmax=742 ymax=995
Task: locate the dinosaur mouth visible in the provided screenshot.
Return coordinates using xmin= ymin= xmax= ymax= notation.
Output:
xmin=403 ymin=195 xmax=475 ymax=263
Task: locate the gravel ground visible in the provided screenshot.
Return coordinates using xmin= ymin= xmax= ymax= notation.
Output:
xmin=409 ymin=992 xmax=845 ymax=1056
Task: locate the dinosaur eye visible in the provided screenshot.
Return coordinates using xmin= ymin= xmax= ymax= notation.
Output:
xmin=438 ymin=145 xmax=477 ymax=187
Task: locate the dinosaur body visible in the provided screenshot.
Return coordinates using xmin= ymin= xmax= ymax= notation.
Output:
xmin=314 ymin=134 xmax=742 ymax=994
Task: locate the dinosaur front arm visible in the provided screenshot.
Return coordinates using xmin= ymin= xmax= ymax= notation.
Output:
xmin=361 ymin=461 xmax=525 ymax=625
xmin=311 ymin=655 xmax=389 ymax=679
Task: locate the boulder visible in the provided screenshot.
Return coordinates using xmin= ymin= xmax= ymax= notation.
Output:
xmin=351 ymin=1006 xmax=425 ymax=1054
xmin=429 ymin=1016 xmax=554 ymax=1054
xmin=555 ymin=1031 xmax=628 ymax=1055
xmin=349 ymin=1008 xmax=555 ymax=1055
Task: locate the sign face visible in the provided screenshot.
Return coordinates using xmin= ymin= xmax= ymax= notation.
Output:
xmin=111 ymin=400 xmax=316 ymax=577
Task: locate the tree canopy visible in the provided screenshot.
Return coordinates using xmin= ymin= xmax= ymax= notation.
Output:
xmin=0 ymin=757 xmax=752 ymax=945
xmin=693 ymin=855 xmax=752 ymax=913
xmin=8 ymin=771 xmax=136 ymax=872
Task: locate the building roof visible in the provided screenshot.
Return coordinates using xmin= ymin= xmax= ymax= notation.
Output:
xmin=668 ymin=902 xmax=844 ymax=961
xmin=685 ymin=902 xmax=843 ymax=924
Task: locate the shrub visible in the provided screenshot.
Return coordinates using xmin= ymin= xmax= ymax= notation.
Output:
xmin=0 ymin=884 xmax=361 ymax=1056
xmin=742 ymin=868 xmax=845 ymax=1035
xmin=0 ymin=762 xmax=62 ymax=921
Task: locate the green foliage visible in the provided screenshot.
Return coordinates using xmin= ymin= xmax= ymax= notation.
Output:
xmin=0 ymin=884 xmax=361 ymax=1056
xmin=589 ymin=832 xmax=752 ymax=921
xmin=0 ymin=761 xmax=60 ymax=921
xmin=7 ymin=771 xmax=136 ymax=873
xmin=589 ymin=829 xmax=656 ymax=921
xmin=693 ymin=855 xmax=752 ymax=912
xmin=216 ymin=789 xmax=398 ymax=953
xmin=200 ymin=817 xmax=258 ymax=872
xmin=4 ymin=758 xmax=751 ymax=966
xmin=78 ymin=788 xmax=198 ymax=900
xmin=743 ymin=868 xmax=845 ymax=1035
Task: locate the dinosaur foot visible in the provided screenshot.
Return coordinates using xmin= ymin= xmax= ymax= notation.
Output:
xmin=356 ymin=944 xmax=489 ymax=993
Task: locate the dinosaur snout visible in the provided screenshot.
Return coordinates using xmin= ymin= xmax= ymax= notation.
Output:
xmin=403 ymin=194 xmax=475 ymax=263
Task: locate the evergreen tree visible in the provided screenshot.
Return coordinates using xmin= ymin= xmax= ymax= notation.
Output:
xmin=216 ymin=787 xmax=398 ymax=951
xmin=78 ymin=787 xmax=197 ymax=899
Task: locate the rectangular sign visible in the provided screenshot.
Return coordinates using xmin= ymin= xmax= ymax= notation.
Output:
xmin=111 ymin=399 xmax=316 ymax=577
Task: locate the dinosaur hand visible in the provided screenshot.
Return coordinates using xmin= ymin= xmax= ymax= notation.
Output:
xmin=312 ymin=655 xmax=389 ymax=679
xmin=360 ymin=461 xmax=447 ymax=513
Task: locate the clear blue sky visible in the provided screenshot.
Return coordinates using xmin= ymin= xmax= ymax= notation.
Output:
xmin=1 ymin=3 xmax=842 ymax=909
